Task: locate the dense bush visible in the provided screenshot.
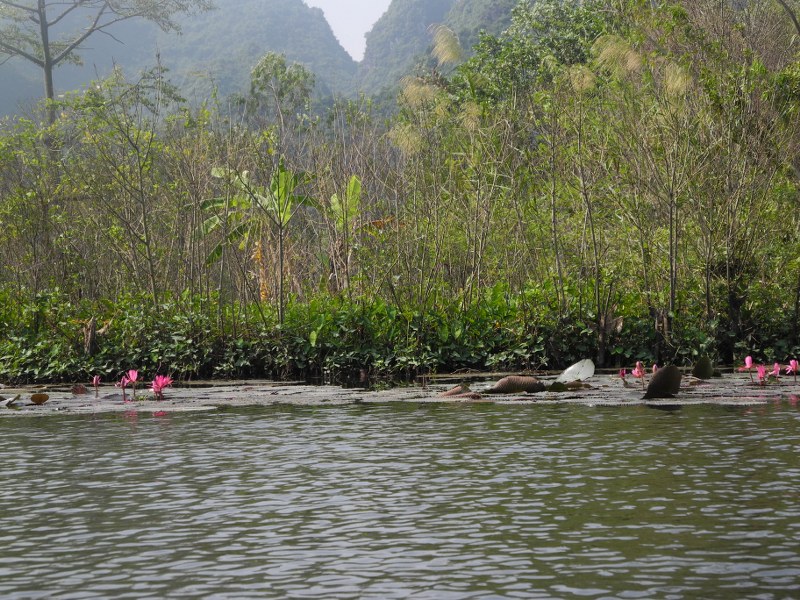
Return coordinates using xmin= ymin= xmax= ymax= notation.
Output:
xmin=1 ymin=0 xmax=800 ymax=384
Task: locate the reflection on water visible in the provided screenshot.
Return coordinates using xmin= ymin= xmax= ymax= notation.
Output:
xmin=1 ymin=403 xmax=799 ymax=598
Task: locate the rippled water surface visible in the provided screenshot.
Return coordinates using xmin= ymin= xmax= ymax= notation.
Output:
xmin=2 ymin=402 xmax=800 ymax=599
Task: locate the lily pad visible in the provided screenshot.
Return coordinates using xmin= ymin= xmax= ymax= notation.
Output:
xmin=692 ymin=356 xmax=714 ymax=380
xmin=548 ymin=382 xmax=568 ymax=392
xmin=0 ymin=394 xmax=20 ymax=408
xmin=30 ymin=393 xmax=50 ymax=405
xmin=555 ymin=359 xmax=595 ymax=383
xmin=438 ymin=383 xmax=472 ymax=397
xmin=643 ymin=366 xmax=682 ymax=399
xmin=485 ymin=375 xmax=545 ymax=394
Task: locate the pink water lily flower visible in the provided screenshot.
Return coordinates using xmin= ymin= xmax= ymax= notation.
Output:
xmin=127 ymin=369 xmax=139 ymax=398
xmin=151 ymin=375 xmax=174 ymax=401
xmin=116 ymin=375 xmax=130 ymax=402
xmin=738 ymin=356 xmax=755 ymax=381
xmin=757 ymin=364 xmax=767 ymax=385
xmin=631 ymin=361 xmax=646 ymax=390
xmin=786 ymin=359 xmax=799 ymax=384
xmin=770 ymin=363 xmax=781 ymax=379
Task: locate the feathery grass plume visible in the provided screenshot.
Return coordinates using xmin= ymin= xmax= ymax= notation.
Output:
xmin=388 ymin=123 xmax=423 ymax=156
xmin=430 ymin=25 xmax=463 ymax=67
xmin=664 ymin=62 xmax=691 ymax=98
xmin=569 ymin=65 xmax=596 ymax=94
xmin=400 ymin=76 xmax=438 ymax=109
xmin=593 ymin=35 xmax=641 ymax=77
xmin=434 ymin=99 xmax=451 ymax=120
xmin=460 ymin=101 xmax=481 ymax=131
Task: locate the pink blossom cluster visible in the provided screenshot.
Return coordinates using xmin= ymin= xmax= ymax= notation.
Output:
xmin=91 ymin=369 xmax=174 ymax=401
xmin=738 ymin=356 xmax=799 ymax=385
xmin=619 ymin=361 xmax=659 ymax=390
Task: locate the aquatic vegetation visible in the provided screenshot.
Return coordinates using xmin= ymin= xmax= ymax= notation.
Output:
xmin=555 ymin=359 xmax=595 ymax=383
xmin=786 ymin=360 xmax=798 ymax=383
xmin=738 ymin=356 xmax=755 ymax=382
xmin=692 ymin=356 xmax=714 ymax=379
xmin=126 ymin=370 xmax=139 ymax=398
xmin=0 ymin=395 xmax=20 ymax=408
xmin=484 ymin=375 xmax=545 ymax=394
xmin=631 ymin=361 xmax=646 ymax=390
xmin=757 ymin=364 xmax=767 ymax=385
xmin=151 ymin=375 xmax=174 ymax=401
xmin=643 ymin=366 xmax=682 ymax=399
xmin=116 ymin=375 xmax=130 ymax=402
xmin=30 ymin=393 xmax=49 ymax=405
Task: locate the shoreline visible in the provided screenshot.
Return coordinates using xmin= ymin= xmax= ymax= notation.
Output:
xmin=1 ymin=374 xmax=795 ymax=417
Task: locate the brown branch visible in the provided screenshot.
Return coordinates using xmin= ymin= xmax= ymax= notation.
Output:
xmin=51 ymin=1 xmax=109 ymax=65
xmin=0 ymin=0 xmax=37 ymax=13
xmin=775 ymin=0 xmax=800 ymax=37
xmin=48 ymin=0 xmax=95 ymax=28
xmin=0 ymin=38 xmax=44 ymax=67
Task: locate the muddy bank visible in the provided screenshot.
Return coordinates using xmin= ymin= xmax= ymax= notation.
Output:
xmin=1 ymin=373 xmax=796 ymax=417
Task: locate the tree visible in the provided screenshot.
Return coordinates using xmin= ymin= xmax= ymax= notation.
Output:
xmin=0 ymin=0 xmax=212 ymax=121
xmin=248 ymin=52 xmax=315 ymax=138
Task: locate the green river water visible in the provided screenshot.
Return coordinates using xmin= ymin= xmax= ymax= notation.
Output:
xmin=1 ymin=401 xmax=799 ymax=598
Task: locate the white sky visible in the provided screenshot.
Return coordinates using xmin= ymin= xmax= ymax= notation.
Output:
xmin=303 ymin=0 xmax=392 ymax=61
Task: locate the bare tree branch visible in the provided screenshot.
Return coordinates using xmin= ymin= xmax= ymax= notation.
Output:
xmin=52 ymin=2 xmax=108 ymax=64
xmin=0 ymin=0 xmax=212 ymax=120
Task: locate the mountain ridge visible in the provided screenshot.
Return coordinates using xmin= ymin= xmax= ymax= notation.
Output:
xmin=0 ymin=0 xmax=515 ymax=116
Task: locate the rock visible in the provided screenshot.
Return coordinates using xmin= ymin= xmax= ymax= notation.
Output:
xmin=643 ymin=365 xmax=682 ymax=399
xmin=484 ymin=375 xmax=545 ymax=394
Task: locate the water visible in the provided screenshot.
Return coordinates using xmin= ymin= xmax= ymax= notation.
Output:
xmin=2 ymin=402 xmax=799 ymax=599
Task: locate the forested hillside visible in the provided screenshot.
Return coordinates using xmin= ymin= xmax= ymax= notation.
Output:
xmin=0 ymin=0 xmax=517 ymax=115
xmin=1 ymin=0 xmax=799 ymax=385
xmin=154 ymin=0 xmax=357 ymax=101
xmin=358 ymin=0 xmax=516 ymax=94
xmin=0 ymin=0 xmax=356 ymax=115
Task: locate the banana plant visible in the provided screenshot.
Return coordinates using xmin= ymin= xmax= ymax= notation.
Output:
xmin=200 ymin=160 xmax=312 ymax=324
xmin=328 ymin=175 xmax=361 ymax=295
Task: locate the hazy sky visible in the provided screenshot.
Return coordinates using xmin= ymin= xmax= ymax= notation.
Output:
xmin=304 ymin=0 xmax=392 ymax=61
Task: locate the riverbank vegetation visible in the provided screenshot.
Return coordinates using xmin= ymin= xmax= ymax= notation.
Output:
xmin=1 ymin=0 xmax=800 ymax=384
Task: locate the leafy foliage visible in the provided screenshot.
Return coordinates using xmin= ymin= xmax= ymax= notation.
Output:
xmin=2 ymin=0 xmax=800 ymax=385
